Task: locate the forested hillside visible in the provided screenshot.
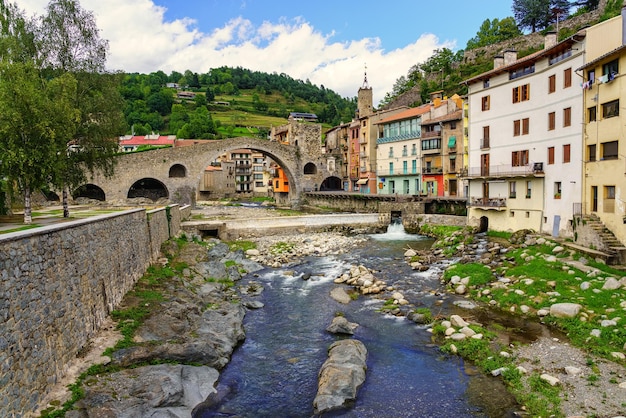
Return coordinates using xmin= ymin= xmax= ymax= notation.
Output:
xmin=120 ymin=66 xmax=357 ymax=139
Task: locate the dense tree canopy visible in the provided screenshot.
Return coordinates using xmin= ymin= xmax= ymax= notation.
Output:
xmin=466 ymin=17 xmax=522 ymax=49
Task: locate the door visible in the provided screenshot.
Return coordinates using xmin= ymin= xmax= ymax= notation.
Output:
xmin=481 ymin=153 xmax=490 ymax=176
xmin=482 ymin=182 xmax=489 ymax=205
xmin=592 ymin=186 xmax=598 ymax=212
xmin=389 ymin=180 xmax=395 ymax=194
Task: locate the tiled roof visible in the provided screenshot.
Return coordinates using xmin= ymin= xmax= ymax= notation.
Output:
xmin=375 ymin=105 xmax=431 ymax=124
xmin=422 ymin=109 xmax=463 ymax=125
xmin=463 ymin=34 xmax=585 ymax=85
xmin=119 ymin=135 xmax=175 ymax=146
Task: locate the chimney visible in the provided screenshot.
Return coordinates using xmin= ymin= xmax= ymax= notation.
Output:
xmin=545 ymin=31 xmax=558 ymax=49
xmin=503 ymin=49 xmax=518 ymax=65
xmin=494 ymin=54 xmax=504 ymax=69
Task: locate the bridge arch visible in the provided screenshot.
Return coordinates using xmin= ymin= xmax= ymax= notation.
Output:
xmin=303 ymin=162 xmax=317 ymax=175
xmin=320 ymin=176 xmax=343 ymax=191
xmin=85 ymin=137 xmax=328 ymax=207
xmin=73 ymin=184 xmax=106 ymax=201
xmin=169 ymin=164 xmax=187 ymax=178
xmin=128 ymin=178 xmax=169 ymax=201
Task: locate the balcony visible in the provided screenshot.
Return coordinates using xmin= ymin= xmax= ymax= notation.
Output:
xmin=468 ymin=197 xmax=507 ymax=210
xmin=421 ymin=130 xmax=441 ymax=139
xmin=480 ymin=138 xmax=490 ymax=149
xmin=422 ymin=166 xmax=443 ymax=175
xmin=464 ymin=163 xmax=545 ymax=179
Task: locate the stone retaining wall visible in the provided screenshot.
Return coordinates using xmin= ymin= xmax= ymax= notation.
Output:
xmin=0 ymin=205 xmax=188 ymax=416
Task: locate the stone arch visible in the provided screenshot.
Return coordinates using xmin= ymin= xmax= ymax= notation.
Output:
xmin=319 ymin=176 xmax=342 ymax=191
xmin=303 ymin=162 xmax=317 ymax=175
xmin=169 ymin=164 xmax=187 ymax=178
xmin=73 ymin=184 xmax=105 ymax=201
xmin=128 ymin=178 xmax=169 ymax=201
xmin=478 ymin=216 xmax=489 ymax=233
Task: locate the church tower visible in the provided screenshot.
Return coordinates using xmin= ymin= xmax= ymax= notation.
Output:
xmin=357 ymin=65 xmax=373 ymax=118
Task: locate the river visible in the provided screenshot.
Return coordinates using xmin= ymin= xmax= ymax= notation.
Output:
xmin=194 ymin=224 xmax=519 ymax=417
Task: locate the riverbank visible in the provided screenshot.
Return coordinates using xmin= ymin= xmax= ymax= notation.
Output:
xmin=35 ymin=205 xmax=625 ymax=417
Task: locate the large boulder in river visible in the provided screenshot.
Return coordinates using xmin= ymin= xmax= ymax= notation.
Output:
xmin=326 ymin=316 xmax=359 ymax=335
xmin=313 ymin=339 xmax=367 ymax=414
xmin=68 ymin=364 xmax=218 ymax=418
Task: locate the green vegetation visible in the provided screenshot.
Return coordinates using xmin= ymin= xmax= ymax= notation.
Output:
xmin=270 ymin=241 xmax=296 ymax=255
xmin=487 ymin=230 xmax=512 ymax=240
xmin=443 ymin=262 xmax=494 ymax=286
xmin=226 ymin=240 xmax=256 ymax=252
xmin=436 ymin=322 xmax=563 ymax=417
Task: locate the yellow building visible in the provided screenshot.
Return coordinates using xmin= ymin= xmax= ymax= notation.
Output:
xmin=578 ymin=9 xmax=626 ymax=245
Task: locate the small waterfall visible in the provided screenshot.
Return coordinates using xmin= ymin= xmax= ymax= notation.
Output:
xmin=372 ymin=212 xmax=423 ymax=242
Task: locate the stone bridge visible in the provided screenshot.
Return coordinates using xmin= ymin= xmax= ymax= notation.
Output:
xmin=82 ymin=137 xmax=339 ymax=207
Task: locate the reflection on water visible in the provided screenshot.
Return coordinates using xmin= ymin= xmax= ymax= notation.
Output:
xmin=194 ymin=228 xmax=519 ymax=418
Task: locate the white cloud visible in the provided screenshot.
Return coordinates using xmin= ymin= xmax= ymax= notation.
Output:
xmin=17 ymin=0 xmax=452 ymax=106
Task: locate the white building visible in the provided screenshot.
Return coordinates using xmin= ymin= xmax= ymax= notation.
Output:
xmin=464 ymin=31 xmax=586 ymax=236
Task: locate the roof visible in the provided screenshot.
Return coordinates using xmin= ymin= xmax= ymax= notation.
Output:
xmin=289 ymin=112 xmax=318 ymax=119
xmin=375 ymin=105 xmax=431 ymax=125
xmin=463 ymin=33 xmax=585 ymax=85
xmin=577 ymin=44 xmax=626 ymax=71
xmin=421 ymin=109 xmax=463 ymax=125
xmin=119 ymin=135 xmax=176 ymax=146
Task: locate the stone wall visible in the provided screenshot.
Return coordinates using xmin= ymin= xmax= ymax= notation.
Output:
xmin=0 ymin=205 xmax=188 ymax=416
xmin=403 ymin=214 xmax=467 ymax=233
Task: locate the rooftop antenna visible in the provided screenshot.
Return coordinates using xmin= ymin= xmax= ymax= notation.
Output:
xmin=362 ymin=63 xmax=370 ymax=89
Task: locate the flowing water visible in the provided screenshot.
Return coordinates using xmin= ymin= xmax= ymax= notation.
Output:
xmin=194 ymin=224 xmax=520 ymax=418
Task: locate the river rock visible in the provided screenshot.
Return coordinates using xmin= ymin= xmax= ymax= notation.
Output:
xmin=450 ymin=314 xmax=469 ymax=328
xmin=330 ymin=287 xmax=352 ymax=304
xmin=549 ymin=303 xmax=582 ymax=318
xmin=243 ymin=300 xmax=264 ymax=309
xmin=326 ymin=316 xmax=359 ymax=335
xmin=313 ymin=339 xmax=367 ymax=414
xmin=602 ymin=277 xmax=621 ymax=290
xmin=70 ymin=364 xmax=219 ymax=418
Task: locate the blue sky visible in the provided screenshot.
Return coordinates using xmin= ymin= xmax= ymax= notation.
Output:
xmin=20 ymin=0 xmax=515 ymax=105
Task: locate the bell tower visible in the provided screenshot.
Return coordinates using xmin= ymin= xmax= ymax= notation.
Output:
xmin=357 ymin=64 xmax=373 ymax=118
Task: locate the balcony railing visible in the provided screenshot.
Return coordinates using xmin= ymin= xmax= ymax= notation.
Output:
xmin=464 ymin=163 xmax=544 ymax=178
xmin=480 ymin=138 xmax=490 ymax=149
xmin=421 ymin=130 xmax=441 ymax=139
xmin=422 ymin=166 xmax=443 ymax=174
xmin=468 ymin=197 xmax=507 ymax=209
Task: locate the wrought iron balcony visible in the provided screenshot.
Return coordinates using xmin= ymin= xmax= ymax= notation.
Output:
xmin=464 ymin=163 xmax=544 ymax=179
xmin=468 ymin=197 xmax=507 ymax=210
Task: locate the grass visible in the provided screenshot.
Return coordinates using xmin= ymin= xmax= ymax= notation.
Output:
xmin=0 ymin=224 xmax=42 ymax=234
xmin=226 ymin=240 xmax=256 ymax=252
xmin=270 ymin=241 xmax=296 ymax=255
xmin=443 ymin=262 xmax=494 ymax=286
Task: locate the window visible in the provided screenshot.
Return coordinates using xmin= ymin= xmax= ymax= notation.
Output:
xmin=588 ymin=69 xmax=595 ymax=85
xmin=548 ymin=74 xmax=556 ymax=93
xmin=554 ymin=182 xmax=562 ymax=199
xmin=509 ymin=181 xmax=517 ymax=198
xmin=421 ymin=138 xmax=441 ymax=150
xmin=588 ymin=106 xmax=597 ymax=122
xmin=605 ymin=185 xmax=616 ymax=213
xmin=449 ymin=156 xmax=456 ymax=171
xmin=548 ymin=112 xmax=556 ymax=130
xmin=512 ymin=150 xmax=529 ymax=166
xmin=602 ymin=59 xmax=618 ymax=77
xmin=389 ymin=147 xmax=394 ymax=158
xmin=411 ymin=144 xmax=417 ymax=155
xmin=411 ymin=159 xmax=417 ymax=174
xmin=402 ymin=145 xmax=408 ymax=157
xmin=403 ymin=161 xmax=408 ymax=174
xmin=588 ymin=144 xmax=596 ymax=162
xmin=563 ymin=107 xmax=571 ymax=127
xmin=510 ymin=65 xmax=535 ymax=79
xmin=564 ymin=68 xmax=572 ymax=88
xmin=522 ymin=118 xmax=529 ymax=135
xmin=563 ymin=144 xmax=571 ymax=163
xmin=526 ymin=181 xmax=532 ymax=198
xmin=602 ymin=141 xmax=618 ymax=160
xmin=480 ymin=126 xmax=489 ymax=148
xmin=512 ymin=84 xmax=530 ymax=103
xmin=513 ymin=118 xmax=529 ymax=136
xmin=602 ymin=100 xmax=619 ymax=118
xmin=481 ymin=95 xmax=490 ymax=111
xmin=450 ymin=121 xmax=456 ymax=129
xmin=548 ymin=146 xmax=555 ymax=165
xmin=389 ymin=162 xmax=394 ymax=175
xmin=483 ymin=79 xmax=490 ymax=88
xmin=362 ymin=120 xmax=367 ymax=127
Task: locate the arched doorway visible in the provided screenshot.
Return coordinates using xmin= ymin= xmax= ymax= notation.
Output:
xmin=128 ymin=178 xmax=168 ymax=201
xmin=319 ymin=176 xmax=342 ymax=191
xmin=303 ymin=162 xmax=317 ymax=175
xmin=479 ymin=216 xmax=489 ymax=233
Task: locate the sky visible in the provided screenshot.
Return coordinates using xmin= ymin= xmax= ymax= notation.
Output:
xmin=18 ymin=0 xmax=515 ymax=105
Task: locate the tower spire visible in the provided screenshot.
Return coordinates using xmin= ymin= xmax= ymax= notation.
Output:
xmin=362 ymin=63 xmax=369 ymax=89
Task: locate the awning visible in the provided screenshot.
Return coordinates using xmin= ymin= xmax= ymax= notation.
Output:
xmin=448 ymin=136 xmax=456 ymax=148
xmin=449 ymin=155 xmax=456 ymax=160
xmin=356 ymin=178 xmax=368 ymax=185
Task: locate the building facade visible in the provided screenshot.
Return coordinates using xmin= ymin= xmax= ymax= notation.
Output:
xmin=465 ymin=31 xmax=586 ymax=236
xmin=579 ymin=9 xmax=626 ymax=244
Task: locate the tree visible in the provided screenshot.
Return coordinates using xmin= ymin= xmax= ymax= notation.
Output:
xmin=38 ymin=0 xmax=124 ymax=216
xmin=513 ymin=0 xmax=570 ymax=32
xmin=0 ymin=62 xmax=78 ymax=223
xmin=466 ymin=17 xmax=522 ymax=49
